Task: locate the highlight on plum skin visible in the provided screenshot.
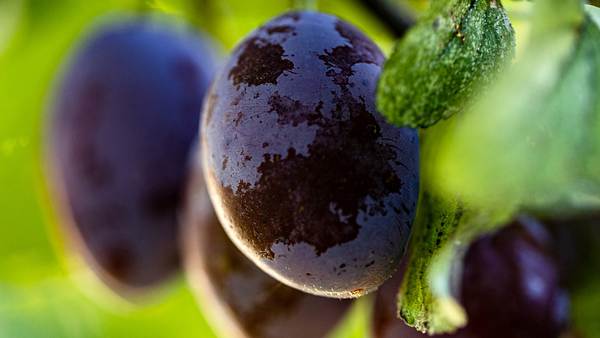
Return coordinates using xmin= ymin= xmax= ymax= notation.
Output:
xmin=200 ymin=10 xmax=420 ymax=299
xmin=461 ymin=216 xmax=569 ymax=338
xmin=182 ymin=160 xmax=352 ymax=338
xmin=46 ymin=18 xmax=216 ymax=293
xmin=372 ymin=216 xmax=569 ymax=338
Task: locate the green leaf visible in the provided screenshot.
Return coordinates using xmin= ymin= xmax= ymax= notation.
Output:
xmin=420 ymin=2 xmax=600 ymax=336
xmin=377 ymin=0 xmax=515 ymax=128
xmin=434 ymin=2 xmax=600 ymax=213
xmin=0 ymin=0 xmax=22 ymax=55
xmin=0 ymin=273 xmax=216 ymax=338
xmin=396 ymin=123 xmax=512 ymax=334
xmin=327 ymin=296 xmax=373 ymax=338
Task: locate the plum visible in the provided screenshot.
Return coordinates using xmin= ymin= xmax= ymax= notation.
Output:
xmin=461 ymin=216 xmax=569 ymax=338
xmin=200 ymin=11 xmax=419 ymax=299
xmin=183 ymin=160 xmax=351 ymax=338
xmin=47 ymin=19 xmax=216 ymax=292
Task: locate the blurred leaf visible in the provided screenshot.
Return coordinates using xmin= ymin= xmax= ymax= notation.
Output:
xmin=572 ymin=279 xmax=600 ymax=338
xmin=321 ymin=0 xmax=396 ymax=54
xmin=0 ymin=0 xmax=23 ymax=55
xmin=0 ymin=274 xmax=216 ymax=338
xmin=434 ymin=2 xmax=600 ymax=213
xmin=0 ymin=278 xmax=104 ymax=338
xmin=427 ymin=1 xmax=600 ymax=336
xmin=377 ymin=0 xmax=515 ymax=128
xmin=190 ymin=0 xmax=395 ymax=54
xmin=328 ymin=297 xmax=373 ymax=338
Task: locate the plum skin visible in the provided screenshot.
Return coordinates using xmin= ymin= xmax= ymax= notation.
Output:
xmin=48 ymin=19 xmax=216 ymax=291
xmin=460 ymin=216 xmax=569 ymax=338
xmin=183 ymin=160 xmax=351 ymax=338
xmin=201 ymin=11 xmax=419 ymax=298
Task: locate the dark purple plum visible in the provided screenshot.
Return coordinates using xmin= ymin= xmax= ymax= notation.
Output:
xmin=47 ymin=19 xmax=216 ymax=292
xmin=183 ymin=161 xmax=351 ymax=338
xmin=372 ymin=216 xmax=569 ymax=338
xmin=461 ymin=216 xmax=569 ymax=338
xmin=200 ymin=11 xmax=419 ymax=299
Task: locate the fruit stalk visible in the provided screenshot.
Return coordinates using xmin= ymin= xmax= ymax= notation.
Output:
xmin=356 ymin=0 xmax=415 ymax=38
xmin=291 ymin=0 xmax=317 ymax=11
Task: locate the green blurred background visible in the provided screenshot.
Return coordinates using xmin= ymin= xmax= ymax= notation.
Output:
xmin=0 ymin=1 xmax=528 ymax=337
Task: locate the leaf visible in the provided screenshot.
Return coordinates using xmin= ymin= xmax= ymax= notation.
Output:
xmin=434 ymin=2 xmax=600 ymax=213
xmin=377 ymin=0 xmax=515 ymax=128
xmin=420 ymin=1 xmax=600 ymax=336
xmin=327 ymin=297 xmax=373 ymax=338
xmin=0 ymin=271 xmax=217 ymax=338
xmin=0 ymin=0 xmax=22 ymax=55
xmin=396 ymin=123 xmax=512 ymax=334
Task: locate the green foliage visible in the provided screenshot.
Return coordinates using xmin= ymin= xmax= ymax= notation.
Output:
xmin=435 ymin=1 xmax=600 ymax=213
xmin=420 ymin=0 xmax=600 ymax=336
xmin=328 ymin=297 xmax=373 ymax=338
xmin=377 ymin=0 xmax=515 ymax=128
xmin=0 ymin=276 xmax=216 ymax=338
xmin=572 ymin=279 xmax=600 ymax=337
xmin=373 ymin=1 xmax=520 ymax=333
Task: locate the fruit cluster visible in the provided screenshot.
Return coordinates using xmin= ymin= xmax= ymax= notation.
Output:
xmin=45 ymin=3 xmax=594 ymax=338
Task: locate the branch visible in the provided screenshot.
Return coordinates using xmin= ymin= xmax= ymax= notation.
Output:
xmin=356 ymin=0 xmax=416 ymax=38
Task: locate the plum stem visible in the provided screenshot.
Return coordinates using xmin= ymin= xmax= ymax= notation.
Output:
xmin=135 ymin=0 xmax=147 ymax=13
xmin=356 ymin=0 xmax=415 ymax=38
xmin=291 ymin=0 xmax=317 ymax=11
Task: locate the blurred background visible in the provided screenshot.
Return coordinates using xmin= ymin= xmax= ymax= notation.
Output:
xmin=0 ymin=1 xmax=529 ymax=337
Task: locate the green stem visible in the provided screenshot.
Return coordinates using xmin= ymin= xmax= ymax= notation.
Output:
xmin=190 ymin=0 xmax=215 ymax=32
xmin=356 ymin=0 xmax=415 ymax=38
xmin=135 ymin=0 xmax=148 ymax=14
xmin=291 ymin=0 xmax=317 ymax=11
